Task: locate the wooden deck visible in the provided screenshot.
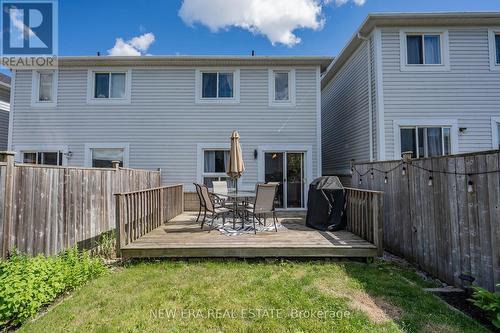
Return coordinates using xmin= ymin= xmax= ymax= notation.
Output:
xmin=120 ymin=212 xmax=378 ymax=259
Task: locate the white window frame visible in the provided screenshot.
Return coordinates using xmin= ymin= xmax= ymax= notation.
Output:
xmin=492 ymin=117 xmax=500 ymax=149
xmin=16 ymin=145 xmax=68 ymax=166
xmin=400 ymin=29 xmax=450 ymax=72
xmin=86 ymin=69 xmax=132 ymax=104
xmin=84 ymin=143 xmax=130 ymax=168
xmin=488 ymin=28 xmax=500 ymax=71
xmin=393 ymin=119 xmax=458 ymax=159
xmin=31 ymin=70 xmax=58 ymax=108
xmin=268 ymin=68 xmax=296 ymax=107
xmin=195 ymin=69 xmax=240 ymax=104
xmin=196 ymin=143 xmax=241 ymax=188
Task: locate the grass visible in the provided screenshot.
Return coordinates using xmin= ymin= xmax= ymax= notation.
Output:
xmin=18 ymin=259 xmax=487 ymax=333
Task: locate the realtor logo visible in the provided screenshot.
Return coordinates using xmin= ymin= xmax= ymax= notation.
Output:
xmin=1 ymin=0 xmax=58 ymax=68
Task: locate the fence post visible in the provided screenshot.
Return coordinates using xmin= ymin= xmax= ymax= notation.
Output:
xmin=372 ymin=193 xmax=384 ymax=256
xmin=115 ymin=194 xmax=123 ymax=257
xmin=0 ymin=151 xmax=15 ymax=257
xmin=159 ymin=188 xmax=164 ymax=224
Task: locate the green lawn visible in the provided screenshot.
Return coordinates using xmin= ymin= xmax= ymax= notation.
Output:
xmin=19 ymin=259 xmax=486 ymax=333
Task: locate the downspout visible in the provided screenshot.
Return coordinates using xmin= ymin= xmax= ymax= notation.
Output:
xmin=357 ymin=33 xmax=374 ymax=162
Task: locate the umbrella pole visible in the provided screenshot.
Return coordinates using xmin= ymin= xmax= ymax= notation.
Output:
xmin=235 ymin=178 xmax=238 ymax=193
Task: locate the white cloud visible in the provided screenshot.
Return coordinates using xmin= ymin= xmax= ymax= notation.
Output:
xmin=179 ymin=0 xmax=328 ymax=47
xmin=333 ymin=0 xmax=366 ymax=7
xmin=108 ymin=32 xmax=156 ymax=56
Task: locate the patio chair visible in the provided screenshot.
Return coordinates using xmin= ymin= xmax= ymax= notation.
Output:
xmin=212 ymin=180 xmax=232 ymax=207
xmin=245 ymin=183 xmax=279 ymax=234
xmin=200 ymin=184 xmax=231 ymax=232
xmin=194 ymin=182 xmax=227 ymax=225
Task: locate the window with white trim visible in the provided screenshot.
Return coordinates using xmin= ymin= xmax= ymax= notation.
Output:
xmin=91 ymin=148 xmax=124 ymax=168
xmin=269 ymin=69 xmax=295 ymax=106
xmin=32 ymin=70 xmax=57 ymax=107
xmin=400 ymin=126 xmax=451 ymax=158
xmin=202 ymin=149 xmax=235 ymax=188
xmin=93 ymin=72 xmax=126 ymax=99
xmin=489 ymin=29 xmax=500 ymax=70
xmin=400 ymin=30 xmax=449 ymax=71
xmin=22 ymin=151 xmax=63 ymax=166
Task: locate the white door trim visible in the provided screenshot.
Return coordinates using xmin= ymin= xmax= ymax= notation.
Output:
xmin=257 ymin=144 xmax=312 ymax=210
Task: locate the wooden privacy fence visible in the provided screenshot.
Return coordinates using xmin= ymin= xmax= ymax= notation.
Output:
xmin=114 ymin=184 xmax=184 ymax=256
xmin=352 ymin=150 xmax=500 ymax=291
xmin=345 ymin=188 xmax=384 ymax=256
xmin=0 ymin=152 xmax=161 ymax=257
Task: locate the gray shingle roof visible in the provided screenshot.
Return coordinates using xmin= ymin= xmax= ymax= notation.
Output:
xmin=0 ymin=73 xmax=11 ymax=86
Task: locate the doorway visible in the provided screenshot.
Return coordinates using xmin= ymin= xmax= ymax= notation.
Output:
xmin=264 ymin=152 xmax=305 ymax=209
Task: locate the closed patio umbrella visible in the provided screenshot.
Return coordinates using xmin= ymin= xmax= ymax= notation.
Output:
xmin=227 ymin=130 xmax=245 ymax=193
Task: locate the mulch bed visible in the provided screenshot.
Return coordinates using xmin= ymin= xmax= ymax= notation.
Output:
xmin=433 ymin=290 xmax=498 ymax=332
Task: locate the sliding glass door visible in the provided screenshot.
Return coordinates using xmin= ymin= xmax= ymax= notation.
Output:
xmin=264 ymin=152 xmax=305 ymax=209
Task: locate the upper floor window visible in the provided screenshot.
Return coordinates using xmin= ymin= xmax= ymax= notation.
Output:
xmin=400 ymin=30 xmax=449 ymax=71
xmin=268 ymin=69 xmax=295 ymax=106
xmin=196 ymin=69 xmax=240 ymax=103
xmin=202 ymin=72 xmax=233 ymax=98
xmin=87 ymin=69 xmax=131 ymax=104
xmin=400 ymin=126 xmax=451 ymax=158
xmin=488 ymin=29 xmax=500 ymax=70
xmin=406 ymin=34 xmax=441 ymax=65
xmin=94 ymin=72 xmax=126 ymax=99
xmin=22 ymin=151 xmax=63 ymax=166
xmin=31 ymin=70 xmax=57 ymax=107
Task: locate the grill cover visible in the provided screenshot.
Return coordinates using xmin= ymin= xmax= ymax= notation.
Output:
xmin=306 ymin=176 xmax=346 ymax=231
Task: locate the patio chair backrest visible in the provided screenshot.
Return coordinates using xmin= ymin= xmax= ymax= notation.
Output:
xmin=212 ymin=181 xmax=228 ymax=195
xmin=193 ymin=183 xmax=205 ymax=208
xmin=200 ymin=185 xmax=215 ymax=212
xmin=254 ymin=183 xmax=278 ymax=213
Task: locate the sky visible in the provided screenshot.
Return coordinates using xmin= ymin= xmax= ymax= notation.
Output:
xmin=2 ymin=0 xmax=500 ymax=75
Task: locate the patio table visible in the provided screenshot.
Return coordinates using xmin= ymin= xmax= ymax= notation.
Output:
xmin=215 ymin=191 xmax=256 ymax=228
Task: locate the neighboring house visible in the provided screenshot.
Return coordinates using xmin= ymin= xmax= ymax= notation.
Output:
xmin=0 ymin=73 xmax=11 ymax=150
xmin=8 ymin=56 xmax=331 ymax=209
xmin=321 ymin=12 xmax=500 ymax=176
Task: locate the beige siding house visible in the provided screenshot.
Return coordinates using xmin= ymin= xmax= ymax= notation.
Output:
xmin=322 ymin=12 xmax=500 ymax=176
xmin=9 ymin=56 xmax=332 ymax=209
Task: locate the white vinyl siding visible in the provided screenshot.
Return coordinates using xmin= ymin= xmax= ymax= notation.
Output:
xmin=382 ymin=27 xmax=500 ymax=159
xmin=321 ymin=41 xmax=372 ymax=175
xmin=11 ymin=67 xmax=320 ymax=190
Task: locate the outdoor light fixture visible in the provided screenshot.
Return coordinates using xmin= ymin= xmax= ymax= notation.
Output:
xmin=253 ymin=149 xmax=258 ymax=159
xmin=459 ymin=127 xmax=468 ymax=133
xmin=428 ymin=175 xmax=433 ymax=186
xmin=402 ymin=166 xmax=406 ymax=176
xmin=384 ymin=173 xmax=388 ymax=184
xmin=359 ymin=178 xmax=362 ymax=185
xmin=370 ymin=170 xmax=374 ymax=179
xmin=64 ymin=151 xmax=73 ymax=158
xmin=467 ymin=180 xmax=474 ymax=193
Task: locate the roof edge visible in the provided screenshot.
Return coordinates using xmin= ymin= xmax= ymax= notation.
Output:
xmin=321 ymin=11 xmax=500 ymax=89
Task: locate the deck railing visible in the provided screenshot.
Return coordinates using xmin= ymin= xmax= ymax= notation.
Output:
xmin=114 ymin=184 xmax=184 ymax=255
xmin=345 ymin=187 xmax=384 ymax=256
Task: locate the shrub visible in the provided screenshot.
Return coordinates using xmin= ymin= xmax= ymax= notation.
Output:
xmin=469 ymin=285 xmax=500 ymax=328
xmin=0 ymin=247 xmax=107 ymax=329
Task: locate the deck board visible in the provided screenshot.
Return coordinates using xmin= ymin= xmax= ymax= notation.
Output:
xmin=121 ymin=212 xmax=377 ymax=258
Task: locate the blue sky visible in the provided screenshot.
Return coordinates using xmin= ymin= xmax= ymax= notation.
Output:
xmin=59 ymin=0 xmax=500 ymax=57
xmin=2 ymin=0 xmax=500 ymax=76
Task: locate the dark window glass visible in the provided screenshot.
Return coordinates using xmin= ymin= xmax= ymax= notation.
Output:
xmin=23 ymin=153 xmax=37 ymax=164
xmin=496 ymin=34 xmax=500 ymax=64
xmin=400 ymin=128 xmax=417 ymax=158
xmin=407 ymin=35 xmax=423 ymax=64
xmin=202 ymin=73 xmax=217 ymax=98
xmin=218 ymin=73 xmax=233 ymax=98
xmin=94 ymin=73 xmax=110 ymax=98
xmin=92 ymin=148 xmax=124 ymax=168
xmin=42 ymin=152 xmax=59 ymax=165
